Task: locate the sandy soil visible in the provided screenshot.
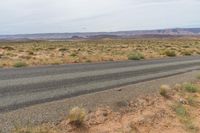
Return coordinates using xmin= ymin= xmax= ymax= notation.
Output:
xmin=14 ymin=81 xmax=200 ymax=133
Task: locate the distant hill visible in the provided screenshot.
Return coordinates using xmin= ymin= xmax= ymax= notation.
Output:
xmin=0 ymin=28 xmax=200 ymax=41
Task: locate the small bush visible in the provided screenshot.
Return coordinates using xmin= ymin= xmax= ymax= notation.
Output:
xmin=187 ymin=96 xmax=199 ymax=107
xmin=165 ymin=50 xmax=176 ymax=57
xmin=172 ymin=103 xmax=199 ymax=132
xmin=13 ymin=62 xmax=27 ymax=68
xmin=175 ymin=104 xmax=187 ymax=117
xmin=197 ymin=74 xmax=200 ymax=79
xmin=181 ymin=51 xmax=192 ymax=56
xmin=68 ymin=107 xmax=86 ymax=126
xmin=183 ymin=83 xmax=199 ymax=93
xmin=128 ymin=52 xmax=144 ymax=60
xmin=70 ymin=53 xmax=77 ymax=57
xmin=159 ymin=85 xmax=171 ymax=97
xmin=58 ymin=48 xmax=68 ymax=51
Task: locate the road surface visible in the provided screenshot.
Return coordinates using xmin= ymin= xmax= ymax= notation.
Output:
xmin=0 ymin=56 xmax=200 ymax=112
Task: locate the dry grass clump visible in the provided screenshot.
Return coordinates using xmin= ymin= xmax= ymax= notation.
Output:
xmin=197 ymin=74 xmax=200 ymax=80
xmin=181 ymin=50 xmax=192 ymax=56
xmin=13 ymin=61 xmax=27 ymax=68
xmin=165 ymin=50 xmax=176 ymax=57
xmin=68 ymin=107 xmax=86 ymax=126
xmin=159 ymin=84 xmax=171 ymax=98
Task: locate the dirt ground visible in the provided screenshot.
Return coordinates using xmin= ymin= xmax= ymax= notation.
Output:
xmin=14 ymin=81 xmax=200 ymax=133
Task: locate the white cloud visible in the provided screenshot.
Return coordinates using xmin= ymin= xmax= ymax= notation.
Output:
xmin=0 ymin=0 xmax=200 ymax=34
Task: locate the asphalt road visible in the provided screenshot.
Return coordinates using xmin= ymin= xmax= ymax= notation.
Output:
xmin=0 ymin=56 xmax=200 ymax=113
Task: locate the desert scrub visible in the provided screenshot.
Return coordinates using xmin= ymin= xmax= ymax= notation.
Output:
xmin=0 ymin=38 xmax=200 ymax=68
xmin=128 ymin=52 xmax=144 ymax=60
xmin=197 ymin=74 xmax=200 ymax=79
xmin=187 ymin=96 xmax=199 ymax=107
xmin=174 ymin=103 xmax=188 ymax=118
xmin=165 ymin=50 xmax=176 ymax=57
xmin=181 ymin=50 xmax=192 ymax=56
xmin=173 ymin=103 xmax=199 ymax=132
xmin=68 ymin=107 xmax=86 ymax=126
xmin=13 ymin=61 xmax=27 ymax=68
xmin=159 ymin=85 xmax=171 ymax=98
xmin=183 ymin=83 xmax=199 ymax=93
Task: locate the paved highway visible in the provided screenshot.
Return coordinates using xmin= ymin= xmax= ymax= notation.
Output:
xmin=0 ymin=56 xmax=200 ymax=112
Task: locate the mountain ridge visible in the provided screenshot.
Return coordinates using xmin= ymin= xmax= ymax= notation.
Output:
xmin=0 ymin=28 xmax=200 ymax=41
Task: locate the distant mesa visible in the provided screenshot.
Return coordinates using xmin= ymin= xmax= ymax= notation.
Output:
xmin=0 ymin=28 xmax=200 ymax=41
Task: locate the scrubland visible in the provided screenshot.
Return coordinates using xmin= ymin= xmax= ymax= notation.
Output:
xmin=0 ymin=38 xmax=200 ymax=67
xmin=13 ymin=78 xmax=200 ymax=133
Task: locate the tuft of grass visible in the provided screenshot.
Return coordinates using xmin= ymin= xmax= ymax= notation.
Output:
xmin=13 ymin=62 xmax=27 ymax=68
xmin=159 ymin=85 xmax=171 ymax=98
xmin=58 ymin=48 xmax=68 ymax=51
xmin=187 ymin=96 xmax=199 ymax=107
xmin=70 ymin=53 xmax=77 ymax=57
xmin=181 ymin=50 xmax=192 ymax=56
xmin=183 ymin=83 xmax=199 ymax=93
xmin=68 ymin=107 xmax=86 ymax=126
xmin=128 ymin=52 xmax=144 ymax=60
xmin=172 ymin=101 xmax=200 ymax=133
xmin=173 ymin=103 xmax=199 ymax=132
xmin=165 ymin=50 xmax=176 ymax=57
xmin=174 ymin=104 xmax=188 ymax=118
xmin=197 ymin=74 xmax=200 ymax=79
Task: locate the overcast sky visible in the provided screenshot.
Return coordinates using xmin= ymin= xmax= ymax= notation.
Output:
xmin=0 ymin=0 xmax=200 ymax=35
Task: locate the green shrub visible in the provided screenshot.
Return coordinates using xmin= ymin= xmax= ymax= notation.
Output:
xmin=128 ymin=52 xmax=144 ymax=60
xmin=184 ymin=83 xmax=199 ymax=93
xmin=175 ymin=104 xmax=187 ymax=117
xmin=13 ymin=62 xmax=27 ymax=68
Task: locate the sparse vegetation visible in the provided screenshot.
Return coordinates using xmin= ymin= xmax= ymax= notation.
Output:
xmin=13 ymin=61 xmax=27 ymax=68
xmin=187 ymin=96 xmax=199 ymax=107
xmin=128 ymin=51 xmax=144 ymax=60
xmin=173 ymin=103 xmax=187 ymax=118
xmin=0 ymin=38 xmax=200 ymax=68
xmin=181 ymin=50 xmax=192 ymax=56
xmin=68 ymin=107 xmax=86 ymax=126
xmin=165 ymin=50 xmax=176 ymax=57
xmin=159 ymin=85 xmax=171 ymax=97
xmin=12 ymin=79 xmax=200 ymax=133
xmin=197 ymin=74 xmax=200 ymax=79
xmin=183 ymin=83 xmax=199 ymax=93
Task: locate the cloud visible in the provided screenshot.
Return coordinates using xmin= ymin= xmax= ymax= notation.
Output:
xmin=0 ymin=0 xmax=200 ymax=34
